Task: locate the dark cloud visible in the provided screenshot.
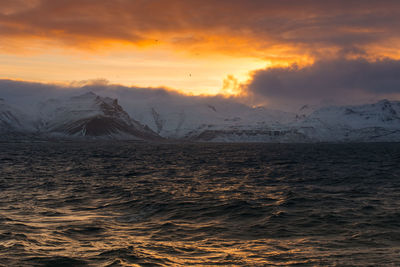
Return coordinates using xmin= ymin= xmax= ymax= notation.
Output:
xmin=1 ymin=73 xmax=400 ymax=113
xmin=2 ymin=1 xmax=400 ymax=110
xmin=0 ymin=79 xmax=177 ymax=105
xmin=0 ymin=79 xmax=241 ymax=115
xmin=1 ymin=0 xmax=400 ymax=56
xmin=244 ymin=58 xmax=400 ymax=108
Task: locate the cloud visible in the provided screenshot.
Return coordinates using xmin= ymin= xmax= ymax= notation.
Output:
xmin=0 ymin=79 xmax=243 ymax=116
xmin=3 ymin=2 xmax=400 ymax=111
xmin=1 ymin=0 xmax=400 ymax=59
xmin=244 ymin=58 xmax=400 ymax=109
xmin=1 ymin=72 xmax=400 ymax=115
xmin=0 ymin=79 xmax=175 ymax=105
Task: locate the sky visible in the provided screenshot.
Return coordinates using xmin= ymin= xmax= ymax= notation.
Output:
xmin=1 ymin=0 xmax=400 ymax=108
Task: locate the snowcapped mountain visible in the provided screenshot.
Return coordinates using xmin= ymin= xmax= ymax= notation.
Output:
xmin=179 ymin=106 xmax=302 ymax=142
xmin=0 ymin=98 xmax=34 ymax=133
xmin=121 ymin=99 xmax=296 ymax=139
xmin=37 ymin=92 xmax=160 ymax=140
xmin=148 ymin=99 xmax=399 ymax=142
xmin=295 ymin=104 xmax=319 ymax=120
xmin=302 ymin=99 xmax=400 ymax=129
xmin=0 ymin=98 xmax=39 ymax=141
xmin=295 ymin=99 xmax=400 ymax=142
xmin=0 ymin=99 xmax=21 ymax=131
xmin=0 ymin=91 xmax=399 ymax=142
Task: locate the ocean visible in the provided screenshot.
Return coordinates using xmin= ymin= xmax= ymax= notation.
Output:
xmin=0 ymin=142 xmax=399 ymax=266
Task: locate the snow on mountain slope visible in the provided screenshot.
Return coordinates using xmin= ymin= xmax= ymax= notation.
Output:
xmin=0 ymin=98 xmax=39 ymax=141
xmin=0 ymin=98 xmax=34 ymax=133
xmin=175 ymin=99 xmax=400 ymax=142
xmin=38 ymin=92 xmax=160 ymax=140
xmin=294 ymin=100 xmax=400 ymax=141
xmin=295 ymin=104 xmax=319 ymax=120
xmin=119 ymin=97 xmax=296 ymax=139
xmin=303 ymin=99 xmax=400 ymax=128
xmin=1 ymin=90 xmax=399 ymax=142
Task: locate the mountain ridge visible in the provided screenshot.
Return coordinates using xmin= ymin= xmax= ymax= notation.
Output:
xmin=0 ymin=92 xmax=399 ymax=142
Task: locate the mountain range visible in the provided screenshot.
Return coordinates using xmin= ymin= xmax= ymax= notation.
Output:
xmin=1 ymin=92 xmax=399 ymax=142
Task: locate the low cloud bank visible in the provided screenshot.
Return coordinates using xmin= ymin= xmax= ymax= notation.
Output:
xmin=0 ymin=79 xmax=244 ymax=115
xmin=2 ymin=56 xmax=400 ymax=115
xmin=244 ymin=58 xmax=400 ymax=109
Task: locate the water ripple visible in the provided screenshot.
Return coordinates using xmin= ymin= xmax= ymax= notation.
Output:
xmin=0 ymin=142 xmax=399 ymax=266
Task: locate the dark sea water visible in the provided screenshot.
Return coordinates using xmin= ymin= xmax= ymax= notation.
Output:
xmin=0 ymin=142 xmax=400 ymax=266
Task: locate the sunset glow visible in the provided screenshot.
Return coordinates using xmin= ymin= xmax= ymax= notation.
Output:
xmin=2 ymin=0 xmax=400 ymax=97
xmin=2 ymin=2 xmax=400 ymax=266
xmin=0 ymin=44 xmax=269 ymax=95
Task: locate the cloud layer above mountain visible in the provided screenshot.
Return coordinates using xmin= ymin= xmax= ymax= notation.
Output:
xmin=1 ymin=1 xmax=400 ymax=106
xmin=0 ymin=79 xmax=243 ymax=116
xmin=2 ymin=69 xmax=400 ymax=114
xmin=243 ymin=58 xmax=400 ymax=109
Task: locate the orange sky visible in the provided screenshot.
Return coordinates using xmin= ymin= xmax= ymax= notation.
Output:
xmin=1 ymin=0 xmax=400 ymax=96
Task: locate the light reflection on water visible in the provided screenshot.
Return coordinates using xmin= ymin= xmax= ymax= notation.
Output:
xmin=0 ymin=142 xmax=400 ymax=266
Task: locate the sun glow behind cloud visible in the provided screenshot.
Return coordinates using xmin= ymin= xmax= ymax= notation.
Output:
xmin=0 ymin=40 xmax=270 ymax=95
xmin=1 ymin=0 xmax=400 ymax=100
